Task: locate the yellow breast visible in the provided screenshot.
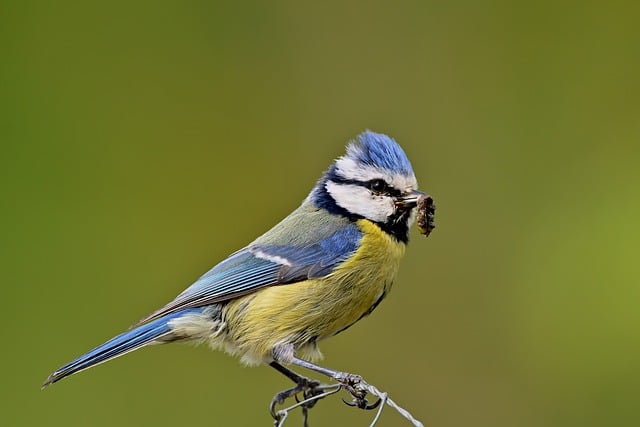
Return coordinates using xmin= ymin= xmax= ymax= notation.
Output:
xmin=222 ymin=219 xmax=406 ymax=365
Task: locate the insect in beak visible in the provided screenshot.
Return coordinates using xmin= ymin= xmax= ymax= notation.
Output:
xmin=395 ymin=190 xmax=436 ymax=237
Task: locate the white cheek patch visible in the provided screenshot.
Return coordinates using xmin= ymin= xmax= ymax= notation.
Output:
xmin=325 ymin=181 xmax=395 ymax=223
xmin=334 ymin=157 xmax=418 ymax=192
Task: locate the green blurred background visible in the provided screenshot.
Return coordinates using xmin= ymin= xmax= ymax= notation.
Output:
xmin=2 ymin=1 xmax=639 ymax=426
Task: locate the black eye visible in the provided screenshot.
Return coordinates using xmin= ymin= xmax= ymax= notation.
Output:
xmin=369 ymin=179 xmax=387 ymax=193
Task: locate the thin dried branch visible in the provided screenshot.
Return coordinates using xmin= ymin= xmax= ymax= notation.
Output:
xmin=271 ymin=375 xmax=424 ymax=427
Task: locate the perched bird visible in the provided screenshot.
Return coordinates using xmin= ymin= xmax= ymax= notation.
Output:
xmin=43 ymin=131 xmax=434 ymax=403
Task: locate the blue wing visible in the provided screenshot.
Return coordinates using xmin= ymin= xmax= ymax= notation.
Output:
xmin=138 ymin=220 xmax=362 ymax=324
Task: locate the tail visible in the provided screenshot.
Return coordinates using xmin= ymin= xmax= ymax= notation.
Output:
xmin=43 ymin=308 xmax=201 ymax=387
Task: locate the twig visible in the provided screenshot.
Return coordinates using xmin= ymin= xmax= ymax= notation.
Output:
xmin=356 ymin=379 xmax=423 ymax=427
xmin=271 ymin=376 xmax=424 ymax=427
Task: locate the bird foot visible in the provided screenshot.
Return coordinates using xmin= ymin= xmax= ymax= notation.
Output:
xmin=337 ymin=374 xmax=382 ymax=410
xmin=270 ymin=376 xmax=323 ymax=422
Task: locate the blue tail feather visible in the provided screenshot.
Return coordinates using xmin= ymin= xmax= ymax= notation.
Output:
xmin=43 ymin=308 xmax=200 ymax=387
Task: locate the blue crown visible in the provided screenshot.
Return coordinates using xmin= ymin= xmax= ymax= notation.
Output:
xmin=346 ymin=131 xmax=414 ymax=176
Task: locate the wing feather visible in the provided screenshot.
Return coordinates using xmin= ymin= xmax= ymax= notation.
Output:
xmin=136 ymin=215 xmax=361 ymax=325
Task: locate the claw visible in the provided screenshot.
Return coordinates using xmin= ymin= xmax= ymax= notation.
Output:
xmin=341 ymin=395 xmax=382 ymax=410
xmin=342 ymin=397 xmax=358 ymax=407
xmin=270 ymin=384 xmax=304 ymax=419
xmin=363 ymin=397 xmax=382 ymax=410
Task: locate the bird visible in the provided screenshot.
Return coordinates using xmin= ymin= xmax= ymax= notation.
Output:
xmin=43 ymin=130 xmax=434 ymax=410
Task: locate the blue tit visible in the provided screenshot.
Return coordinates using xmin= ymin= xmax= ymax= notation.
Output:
xmin=44 ymin=131 xmax=434 ymax=397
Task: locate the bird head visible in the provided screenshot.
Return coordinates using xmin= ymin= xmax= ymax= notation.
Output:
xmin=310 ymin=131 xmax=429 ymax=242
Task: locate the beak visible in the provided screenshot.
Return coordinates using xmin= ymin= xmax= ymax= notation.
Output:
xmin=396 ymin=190 xmax=430 ymax=209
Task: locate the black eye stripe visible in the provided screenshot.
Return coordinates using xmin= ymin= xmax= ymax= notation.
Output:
xmin=329 ymin=177 xmax=402 ymax=197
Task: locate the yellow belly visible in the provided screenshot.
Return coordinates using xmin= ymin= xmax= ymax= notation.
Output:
xmin=222 ymin=219 xmax=406 ymax=365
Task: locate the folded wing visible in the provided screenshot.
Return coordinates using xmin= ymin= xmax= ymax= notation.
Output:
xmin=137 ymin=222 xmax=362 ymax=325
